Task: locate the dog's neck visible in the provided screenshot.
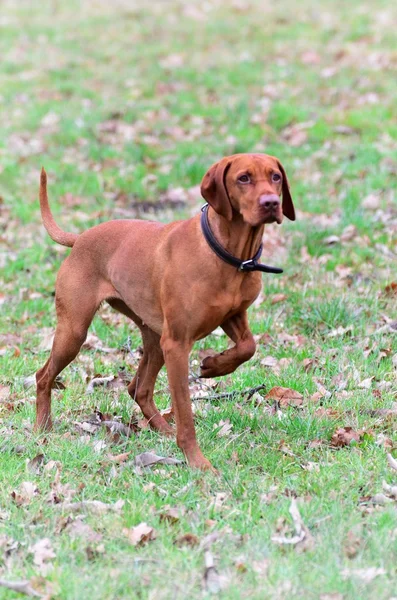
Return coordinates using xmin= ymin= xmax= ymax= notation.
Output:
xmin=207 ymin=207 xmax=264 ymax=262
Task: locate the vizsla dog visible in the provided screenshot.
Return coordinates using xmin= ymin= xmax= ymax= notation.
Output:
xmin=35 ymin=154 xmax=295 ymax=471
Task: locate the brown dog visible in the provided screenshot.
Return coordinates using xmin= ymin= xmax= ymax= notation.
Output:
xmin=35 ymin=154 xmax=294 ymax=471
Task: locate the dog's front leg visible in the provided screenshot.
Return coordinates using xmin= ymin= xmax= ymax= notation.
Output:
xmin=161 ymin=329 xmax=215 ymax=471
xmin=200 ymin=311 xmax=256 ymax=378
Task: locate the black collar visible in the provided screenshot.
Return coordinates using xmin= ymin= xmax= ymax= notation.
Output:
xmin=200 ymin=204 xmax=283 ymax=274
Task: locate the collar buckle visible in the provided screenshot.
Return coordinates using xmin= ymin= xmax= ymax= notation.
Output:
xmin=239 ymin=259 xmax=256 ymax=271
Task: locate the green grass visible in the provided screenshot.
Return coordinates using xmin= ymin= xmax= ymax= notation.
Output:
xmin=0 ymin=0 xmax=396 ymax=598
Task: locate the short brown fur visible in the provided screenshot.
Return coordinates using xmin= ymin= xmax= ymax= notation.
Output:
xmin=36 ymin=153 xmax=294 ymax=471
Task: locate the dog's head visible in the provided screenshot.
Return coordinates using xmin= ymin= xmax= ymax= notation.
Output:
xmin=201 ymin=153 xmax=295 ymax=226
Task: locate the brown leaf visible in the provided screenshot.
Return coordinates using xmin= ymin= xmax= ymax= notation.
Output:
xmin=0 ymin=385 xmax=10 ymax=401
xmin=331 ymin=427 xmax=362 ymax=448
xmin=29 ymin=538 xmax=55 ymax=575
xmin=159 ymin=505 xmax=185 ymax=523
xmin=384 ymin=282 xmax=397 ymax=296
xmin=302 ymin=358 xmax=317 ymax=372
xmin=174 ymin=533 xmax=199 ymax=547
xmin=314 ymin=407 xmax=340 ymax=419
xmin=108 ymin=452 xmax=131 ymax=464
xmin=27 ymin=454 xmax=45 ymax=475
xmin=11 ymin=482 xmax=39 ymax=506
xmin=271 ymin=293 xmax=287 ymax=305
xmin=123 ymin=523 xmax=156 ymax=546
xmin=265 ymin=386 xmax=303 ymax=407
xmin=343 ymin=530 xmax=362 ymax=559
xmin=66 ymin=519 xmax=103 ymax=543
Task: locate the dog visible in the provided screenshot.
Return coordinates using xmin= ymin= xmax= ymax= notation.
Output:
xmin=35 ymin=153 xmax=295 ymax=471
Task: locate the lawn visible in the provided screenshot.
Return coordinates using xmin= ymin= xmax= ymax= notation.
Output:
xmin=0 ymin=0 xmax=396 ymax=598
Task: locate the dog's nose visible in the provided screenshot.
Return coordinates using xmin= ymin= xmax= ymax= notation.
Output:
xmin=259 ymin=194 xmax=280 ymax=211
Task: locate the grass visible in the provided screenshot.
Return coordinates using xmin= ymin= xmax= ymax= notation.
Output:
xmin=0 ymin=0 xmax=396 ymax=598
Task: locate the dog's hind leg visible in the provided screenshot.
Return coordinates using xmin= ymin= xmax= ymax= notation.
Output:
xmin=35 ymin=268 xmax=100 ymax=431
xmin=127 ymin=326 xmax=174 ymax=435
xmin=106 ymin=298 xmax=173 ymax=435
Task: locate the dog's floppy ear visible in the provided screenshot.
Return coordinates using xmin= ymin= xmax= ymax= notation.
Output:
xmin=200 ymin=158 xmax=233 ymax=221
xmin=277 ymin=161 xmax=295 ymax=221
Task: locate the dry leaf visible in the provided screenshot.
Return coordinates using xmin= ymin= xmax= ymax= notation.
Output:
xmin=123 ymin=523 xmax=156 ymax=546
xmin=0 ymin=385 xmax=10 ymax=401
xmin=343 ymin=530 xmax=362 ymax=559
xmin=327 ymin=326 xmax=353 ymax=338
xmin=358 ymin=376 xmax=374 ymax=389
xmin=108 ymin=452 xmax=131 ymax=464
xmin=134 ymin=452 xmax=183 ymax=468
xmin=331 ymin=427 xmax=362 ymax=448
xmin=11 ymin=481 xmax=39 ymax=506
xmin=261 ymin=356 xmax=279 ymax=368
xmin=174 ymin=533 xmax=199 ymax=547
xmin=265 ymin=386 xmax=303 ymax=407
xmin=271 ymin=293 xmax=287 ymax=304
xmin=66 ymin=519 xmax=103 ymax=543
xmin=159 ymin=505 xmax=185 ymax=523
xmin=213 ymin=419 xmax=233 ymax=437
xmin=27 ymin=454 xmax=45 ymax=474
xmin=29 ymin=538 xmax=55 ymax=575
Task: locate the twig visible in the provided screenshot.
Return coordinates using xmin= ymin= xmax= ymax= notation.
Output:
xmin=192 ymin=385 xmax=267 ymax=404
xmin=387 ymin=453 xmax=397 ymax=472
xmin=0 ymin=579 xmax=41 ymax=598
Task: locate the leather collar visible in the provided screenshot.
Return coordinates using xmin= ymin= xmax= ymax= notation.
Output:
xmin=200 ymin=204 xmax=283 ymax=274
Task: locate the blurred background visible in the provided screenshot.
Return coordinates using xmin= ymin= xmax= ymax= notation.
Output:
xmin=1 ymin=0 xmax=396 ymax=349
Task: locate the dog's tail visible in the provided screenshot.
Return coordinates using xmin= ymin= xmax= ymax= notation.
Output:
xmin=39 ymin=168 xmax=78 ymax=248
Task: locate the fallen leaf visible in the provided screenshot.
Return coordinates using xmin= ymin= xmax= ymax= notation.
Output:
xmin=123 ymin=523 xmax=156 ymax=546
xmin=358 ymin=377 xmax=374 ymax=389
xmin=11 ymin=482 xmax=39 ymax=506
xmin=260 ymin=356 xmax=279 ymax=368
xmin=271 ymin=293 xmax=287 ymax=304
xmin=331 ymin=427 xmax=362 ymax=448
xmin=108 ymin=452 xmax=131 ymax=464
xmin=362 ymin=193 xmax=381 ymax=210
xmin=0 ymin=385 xmax=10 ymax=401
xmin=323 ymin=234 xmax=340 ymax=245
xmin=29 ymin=538 xmax=55 ymax=575
xmin=159 ymin=505 xmax=185 ymax=523
xmin=343 ymin=530 xmax=362 ymax=559
xmin=213 ymin=419 xmax=233 ymax=437
xmin=327 ymin=326 xmax=353 ymax=338
xmin=174 ymin=533 xmax=199 ymax=547
xmin=27 ymin=454 xmax=45 ymax=474
xmin=265 ymin=386 xmax=303 ymax=407
xmin=134 ymin=452 xmax=183 ymax=468
xmin=66 ymin=519 xmax=103 ymax=543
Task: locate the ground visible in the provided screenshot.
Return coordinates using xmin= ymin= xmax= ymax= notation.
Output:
xmin=0 ymin=0 xmax=396 ymax=598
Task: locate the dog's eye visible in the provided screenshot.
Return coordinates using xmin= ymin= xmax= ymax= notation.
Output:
xmin=272 ymin=173 xmax=281 ymax=182
xmin=238 ymin=174 xmax=250 ymax=184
